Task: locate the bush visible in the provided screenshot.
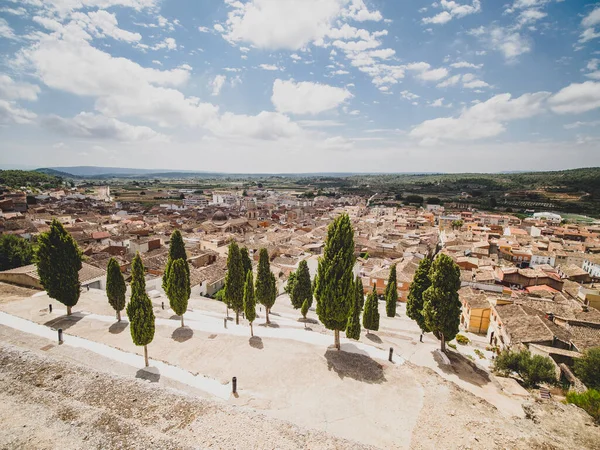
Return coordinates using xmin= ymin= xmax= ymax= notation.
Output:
xmin=566 ymin=389 xmax=600 ymax=423
xmin=493 ymin=349 xmax=556 ymax=388
xmin=448 ymin=342 xmax=457 ymax=350
xmin=474 ymin=349 xmax=485 ymax=359
xmin=456 ymin=334 xmax=470 ymax=345
xmin=574 ymin=347 xmax=600 ymax=390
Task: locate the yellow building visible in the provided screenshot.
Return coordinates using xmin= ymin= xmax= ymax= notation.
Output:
xmin=459 ymin=287 xmax=491 ymax=334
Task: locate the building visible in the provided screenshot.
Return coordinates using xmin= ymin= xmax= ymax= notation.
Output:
xmin=459 ymin=287 xmax=491 ymax=334
xmin=533 ymin=212 xmax=562 ymax=225
xmin=582 ymin=256 xmax=600 ymax=279
xmin=0 ymin=263 xmax=107 ymax=290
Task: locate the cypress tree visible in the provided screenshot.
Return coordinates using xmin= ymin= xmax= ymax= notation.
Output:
xmin=243 ymin=271 xmax=256 ymax=336
xmin=284 ymin=271 xmax=296 ymax=296
xmin=301 ymin=299 xmax=310 ymax=323
xmin=241 ymin=247 xmax=252 ymax=276
xmin=162 ymin=229 xmax=189 ymax=294
xmin=126 ymin=253 xmax=155 ymax=367
xmin=291 ymin=260 xmax=312 ymax=314
xmin=315 ymin=214 xmax=355 ymax=350
xmin=166 ymin=258 xmax=190 ymax=327
xmin=385 ymin=264 xmax=398 ymax=318
xmin=224 ymin=241 xmax=244 ymax=324
xmin=106 ymin=257 xmax=126 ymax=322
xmin=356 ymin=277 xmax=365 ymax=311
xmin=422 ymin=254 xmax=461 ymax=352
xmin=406 ymin=257 xmax=432 ymax=333
xmin=363 ymin=286 xmax=380 ymax=334
xmin=345 ymin=277 xmax=362 ymax=340
xmin=256 ymin=248 xmax=276 ymax=323
xmin=36 ymin=219 xmax=82 ymax=316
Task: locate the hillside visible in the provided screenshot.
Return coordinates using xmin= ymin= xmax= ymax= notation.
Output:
xmin=0 ymin=170 xmax=61 ymax=189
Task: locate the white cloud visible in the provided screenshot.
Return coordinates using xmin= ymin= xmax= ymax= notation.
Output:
xmin=405 ymin=62 xmax=449 ymax=82
xmin=516 ymin=9 xmax=546 ymax=28
xmin=450 ymin=61 xmax=483 ymax=69
xmin=258 ymin=64 xmax=281 ymax=71
xmin=400 ymin=90 xmax=420 ymax=101
xmin=72 ymin=10 xmax=142 ymax=42
xmin=0 ymin=7 xmax=27 ymax=16
xmin=198 ymin=26 xmax=211 ymax=33
xmin=43 ymin=112 xmax=167 ymax=141
xmin=271 ymin=79 xmax=352 ymax=115
xmin=564 ymin=120 xmax=600 ymax=130
xmin=410 ymin=91 xmax=550 ymax=144
xmin=214 ymin=23 xmax=225 ymax=33
xmin=549 ymin=81 xmax=600 ymax=114
xmin=489 ymin=26 xmax=532 ymax=60
xmin=343 ymin=0 xmax=382 ymax=22
xmin=580 ymin=5 xmax=600 ymax=44
xmin=221 ymin=0 xmax=343 ymax=50
xmin=0 ymin=75 xmax=40 ymax=101
xmin=0 ymin=100 xmax=36 ymax=124
xmin=0 ymin=18 xmax=16 ymax=39
xmin=437 ymin=74 xmax=461 ymax=87
xmin=290 ymin=53 xmax=302 ymax=60
xmin=210 ymin=75 xmax=226 ymax=96
xmin=422 ymin=0 xmax=481 ymax=25
xmin=210 ymin=111 xmax=301 ymax=140
xmin=152 ymin=37 xmax=177 ymax=50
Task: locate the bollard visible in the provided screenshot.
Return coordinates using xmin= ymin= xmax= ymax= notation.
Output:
xmin=161 ymin=302 xmax=164 ymax=310
xmin=232 ymin=376 xmax=237 ymax=394
xmin=224 ymin=318 xmax=227 ymax=329
xmin=419 ymin=334 xmax=423 ymax=343
xmin=389 ymin=347 xmax=393 ymax=362
xmin=49 ymin=304 xmax=52 ymax=313
xmin=58 ymin=328 xmax=63 ymax=344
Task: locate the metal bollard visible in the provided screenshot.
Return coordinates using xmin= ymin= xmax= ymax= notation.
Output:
xmin=49 ymin=304 xmax=52 ymax=313
xmin=224 ymin=318 xmax=227 ymax=328
xmin=419 ymin=334 xmax=423 ymax=343
xmin=58 ymin=328 xmax=63 ymax=344
xmin=389 ymin=347 xmax=393 ymax=362
xmin=161 ymin=302 xmax=164 ymax=310
xmin=232 ymin=376 xmax=237 ymax=394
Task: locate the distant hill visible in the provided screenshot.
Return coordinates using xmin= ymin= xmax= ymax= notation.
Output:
xmin=36 ymin=168 xmax=81 ymax=178
xmin=45 ymin=166 xmax=211 ymax=177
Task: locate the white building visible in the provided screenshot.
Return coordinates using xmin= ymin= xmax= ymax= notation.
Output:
xmin=582 ymin=256 xmax=600 ymax=279
xmin=533 ymin=212 xmax=562 ymax=225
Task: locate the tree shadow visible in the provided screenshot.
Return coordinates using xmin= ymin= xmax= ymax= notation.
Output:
xmin=298 ymin=317 xmax=318 ymax=324
xmin=365 ymin=333 xmax=383 ymax=344
xmin=135 ymin=367 xmax=160 ymax=383
xmin=44 ymin=313 xmax=86 ymax=331
xmin=269 ymin=312 xmax=281 ymax=317
xmin=171 ymin=327 xmax=193 ymax=343
xmin=435 ymin=350 xmax=492 ymax=387
xmin=259 ymin=322 xmax=280 ymax=328
xmin=169 ymin=315 xmax=181 ymax=320
xmin=108 ymin=321 xmax=128 ymax=334
xmin=324 ymin=349 xmax=386 ymax=384
xmin=249 ymin=336 xmax=264 ymax=349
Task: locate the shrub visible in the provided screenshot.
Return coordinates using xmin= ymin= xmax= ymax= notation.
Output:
xmin=448 ymin=342 xmax=457 ymax=350
xmin=574 ymin=347 xmax=600 ymax=390
xmin=456 ymin=334 xmax=470 ymax=345
xmin=566 ymin=389 xmax=600 ymax=423
xmin=474 ymin=349 xmax=485 ymax=359
xmin=493 ymin=349 xmax=556 ymax=388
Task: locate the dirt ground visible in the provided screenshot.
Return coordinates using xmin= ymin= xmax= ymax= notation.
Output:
xmin=1 ymin=289 xmax=600 ymax=449
xmin=0 ymin=282 xmax=40 ymax=304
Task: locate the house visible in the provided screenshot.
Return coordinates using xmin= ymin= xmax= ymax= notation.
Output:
xmin=557 ymin=264 xmax=591 ymax=283
xmin=582 ymin=255 xmax=600 ymax=279
xmin=495 ymin=267 xmax=564 ymax=291
xmin=530 ymin=250 xmax=556 ymax=267
xmin=459 ymin=287 xmax=491 ymax=334
xmin=0 ymin=262 xmax=107 ymax=290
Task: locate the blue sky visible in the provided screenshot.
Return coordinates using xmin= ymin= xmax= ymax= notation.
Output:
xmin=0 ymin=0 xmax=599 ymax=173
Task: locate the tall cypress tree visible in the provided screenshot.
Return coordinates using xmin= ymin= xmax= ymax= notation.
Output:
xmin=241 ymin=247 xmax=252 ymax=276
xmin=315 ymin=214 xmax=355 ymax=350
xmin=224 ymin=241 xmax=244 ymax=324
xmin=256 ymin=248 xmax=276 ymax=324
xmin=345 ymin=277 xmax=362 ymax=340
xmin=36 ymin=219 xmax=82 ymax=316
xmin=243 ymin=271 xmax=256 ymax=336
xmin=356 ymin=277 xmax=365 ymax=311
xmin=166 ymin=258 xmax=190 ymax=327
xmin=422 ymin=254 xmax=461 ymax=352
xmin=106 ymin=257 xmax=126 ymax=322
xmin=126 ymin=253 xmax=155 ymax=367
xmin=291 ymin=260 xmax=312 ymax=315
xmin=363 ymin=286 xmax=380 ymax=334
xmin=385 ymin=264 xmax=398 ymax=318
xmin=406 ymin=257 xmax=432 ymax=333
xmin=162 ymin=229 xmax=189 ymax=294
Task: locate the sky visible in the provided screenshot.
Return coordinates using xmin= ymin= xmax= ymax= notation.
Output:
xmin=0 ymin=0 xmax=600 ymax=174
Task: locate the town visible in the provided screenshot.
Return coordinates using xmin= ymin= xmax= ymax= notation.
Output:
xmin=0 ymin=169 xmax=599 ymax=449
